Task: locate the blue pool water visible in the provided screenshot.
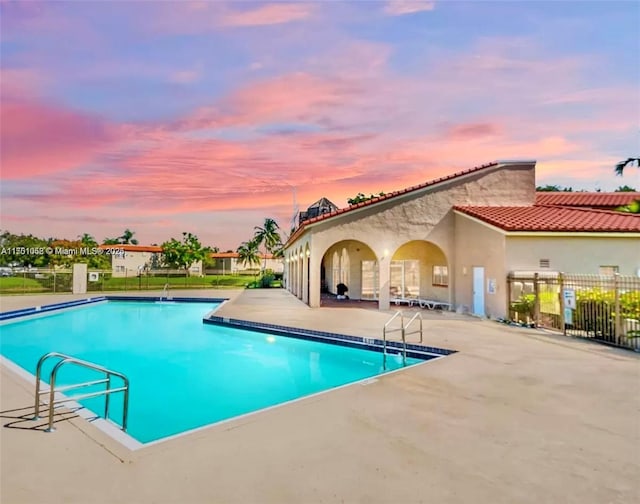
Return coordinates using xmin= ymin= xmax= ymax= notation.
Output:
xmin=0 ymin=301 xmax=421 ymax=443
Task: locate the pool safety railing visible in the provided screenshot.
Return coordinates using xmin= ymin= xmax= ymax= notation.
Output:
xmin=405 ymin=312 xmax=424 ymax=344
xmin=382 ymin=311 xmax=424 ymax=370
xmin=33 ymin=352 xmax=130 ymax=433
xmin=160 ymin=283 xmax=169 ymax=301
xmin=383 ymin=311 xmax=405 ymax=369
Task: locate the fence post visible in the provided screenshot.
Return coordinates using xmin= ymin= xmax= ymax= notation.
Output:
xmin=559 ymin=272 xmax=565 ymax=335
xmin=533 ymin=272 xmax=540 ymax=327
xmin=53 ymin=271 xmax=57 ymax=294
xmin=506 ymin=274 xmax=512 ymax=321
xmin=614 ymin=273 xmax=621 ymax=343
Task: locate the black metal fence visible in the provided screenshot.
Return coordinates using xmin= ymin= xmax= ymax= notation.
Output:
xmin=508 ymin=272 xmax=640 ymax=351
xmin=0 ymin=269 xmax=74 ymax=294
xmin=0 ymin=269 xmax=256 ymax=295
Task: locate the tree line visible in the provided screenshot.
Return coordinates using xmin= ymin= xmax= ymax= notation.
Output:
xmin=0 ymin=228 xmax=219 ymax=270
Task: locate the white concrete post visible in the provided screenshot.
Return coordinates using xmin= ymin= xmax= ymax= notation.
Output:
xmin=302 ymin=256 xmax=309 ymax=304
xmin=378 ymin=257 xmax=390 ymax=311
xmin=309 ymin=253 xmax=321 ymax=308
xmin=72 ymin=263 xmax=88 ymax=294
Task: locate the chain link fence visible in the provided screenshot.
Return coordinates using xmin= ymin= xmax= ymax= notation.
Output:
xmin=508 ymin=272 xmax=640 ymax=351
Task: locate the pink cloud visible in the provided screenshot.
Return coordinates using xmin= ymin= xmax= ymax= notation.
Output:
xmin=384 ymin=1 xmax=436 ymax=16
xmin=444 ymin=122 xmax=503 ymax=141
xmin=0 ymin=68 xmax=48 ymax=98
xmin=146 ymin=1 xmax=315 ymax=35
xmin=0 ymin=99 xmax=117 ymax=179
xmin=221 ymin=3 xmax=315 ymax=27
xmin=179 ymin=72 xmax=363 ymax=131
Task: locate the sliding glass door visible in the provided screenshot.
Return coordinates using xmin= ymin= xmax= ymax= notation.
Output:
xmin=361 ymin=261 xmax=378 ymax=300
xmin=390 ymin=260 xmax=419 ymax=298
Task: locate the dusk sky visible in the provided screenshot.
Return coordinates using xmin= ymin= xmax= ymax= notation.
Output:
xmin=1 ymin=0 xmax=638 ymax=250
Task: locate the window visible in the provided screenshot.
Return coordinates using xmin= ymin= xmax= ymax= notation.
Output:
xmin=390 ymin=260 xmax=420 ymax=298
xmin=432 ymin=265 xmax=448 ymax=287
xmin=599 ymin=265 xmax=619 ymax=276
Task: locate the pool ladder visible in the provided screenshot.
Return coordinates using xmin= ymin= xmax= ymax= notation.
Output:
xmin=160 ymin=283 xmax=170 ymax=301
xmin=382 ymin=311 xmax=423 ymax=370
xmin=33 ymin=352 xmax=130 ymax=433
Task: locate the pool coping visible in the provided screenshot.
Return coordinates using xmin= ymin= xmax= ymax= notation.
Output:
xmin=204 ymin=315 xmax=456 ymax=360
xmin=0 ymin=295 xmax=228 ymax=322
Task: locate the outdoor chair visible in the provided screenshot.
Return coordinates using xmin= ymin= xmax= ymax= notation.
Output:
xmin=391 ymin=296 xmax=417 ymax=306
xmin=417 ymin=299 xmax=452 ymax=310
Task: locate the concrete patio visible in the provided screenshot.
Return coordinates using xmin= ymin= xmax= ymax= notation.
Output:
xmin=1 ymin=289 xmax=638 ymax=504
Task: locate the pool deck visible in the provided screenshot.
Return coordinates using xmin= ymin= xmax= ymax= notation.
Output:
xmin=1 ymin=289 xmax=639 ymax=504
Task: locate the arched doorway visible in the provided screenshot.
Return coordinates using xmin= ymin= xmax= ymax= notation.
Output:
xmin=320 ymin=240 xmax=377 ymax=302
xmin=390 ymin=240 xmax=450 ymax=304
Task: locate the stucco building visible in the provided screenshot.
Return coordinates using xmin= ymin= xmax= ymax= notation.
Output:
xmin=98 ymin=245 xmax=203 ymax=277
xmin=209 ymin=252 xmax=284 ymax=275
xmin=283 ymin=160 xmax=640 ymax=318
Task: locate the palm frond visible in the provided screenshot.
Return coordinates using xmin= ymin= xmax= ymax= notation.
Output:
xmin=615 ymin=157 xmax=640 ymax=176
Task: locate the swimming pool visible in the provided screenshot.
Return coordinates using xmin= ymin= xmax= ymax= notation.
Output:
xmin=0 ymin=299 xmax=436 ymax=445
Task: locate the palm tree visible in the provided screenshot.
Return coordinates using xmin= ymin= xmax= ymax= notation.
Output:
xmin=615 ymin=158 xmax=640 ymax=176
xmin=253 ymin=218 xmax=282 ymax=271
xmin=236 ymin=240 xmax=261 ymax=282
xmin=119 ymin=228 xmax=138 ymax=245
xmin=78 ymin=233 xmax=97 ymax=246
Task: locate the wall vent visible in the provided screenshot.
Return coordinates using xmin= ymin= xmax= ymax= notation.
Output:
xmin=539 ymin=259 xmax=550 ymax=268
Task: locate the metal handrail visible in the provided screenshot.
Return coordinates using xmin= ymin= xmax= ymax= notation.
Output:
xmin=33 ymin=352 xmax=130 ymax=433
xmin=160 ymin=283 xmax=169 ymax=301
xmin=383 ymin=311 xmax=405 ymax=370
xmin=405 ymin=312 xmax=423 ymax=344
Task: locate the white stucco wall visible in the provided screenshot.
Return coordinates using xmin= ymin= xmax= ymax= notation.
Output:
xmin=112 ymin=251 xmax=158 ymax=277
xmin=453 ymin=213 xmax=507 ymax=318
xmin=505 ymin=235 xmax=640 ymax=276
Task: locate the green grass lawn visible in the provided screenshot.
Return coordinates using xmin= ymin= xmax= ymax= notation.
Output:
xmin=96 ymin=274 xmax=253 ymax=291
xmin=0 ymin=277 xmax=47 ymax=293
xmin=0 ymin=274 xmax=261 ymax=294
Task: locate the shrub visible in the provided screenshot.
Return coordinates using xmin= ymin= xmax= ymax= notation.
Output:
xmin=510 ymin=294 xmax=535 ymax=320
xmin=259 ymin=269 xmax=275 ymax=288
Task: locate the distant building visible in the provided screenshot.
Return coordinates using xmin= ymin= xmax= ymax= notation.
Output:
xmin=534 ymin=192 xmax=639 ymax=211
xmin=98 ymin=244 xmax=202 ymax=277
xmin=209 ymin=252 xmax=284 ymax=275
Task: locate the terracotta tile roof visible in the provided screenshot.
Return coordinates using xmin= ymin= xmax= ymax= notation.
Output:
xmin=286 ymin=161 xmax=502 ymax=244
xmin=454 ymin=205 xmax=640 ymax=232
xmin=98 ymin=244 xmax=162 ymax=253
xmin=535 ymin=192 xmax=640 ymax=207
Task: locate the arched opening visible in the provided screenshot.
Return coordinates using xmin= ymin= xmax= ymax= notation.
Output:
xmin=320 ymin=240 xmax=376 ymax=302
xmin=390 ymin=240 xmax=450 ymax=303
